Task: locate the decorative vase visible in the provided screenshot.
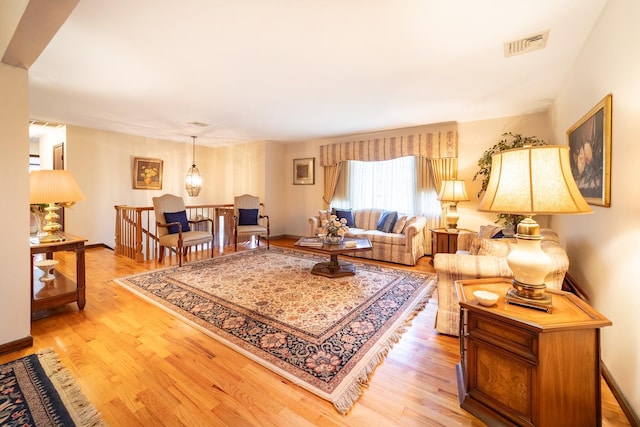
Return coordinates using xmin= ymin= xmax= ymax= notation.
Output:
xmin=323 ymin=234 xmax=344 ymax=245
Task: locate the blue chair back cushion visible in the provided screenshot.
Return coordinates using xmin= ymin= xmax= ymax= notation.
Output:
xmin=164 ymin=210 xmax=190 ymax=234
xmin=238 ymin=208 xmax=259 ymax=225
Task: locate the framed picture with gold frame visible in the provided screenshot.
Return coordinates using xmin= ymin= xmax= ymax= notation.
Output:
xmin=293 ymin=157 xmax=315 ymax=185
xmin=566 ymin=94 xmax=612 ymax=207
xmin=133 ymin=157 xmax=163 ymax=190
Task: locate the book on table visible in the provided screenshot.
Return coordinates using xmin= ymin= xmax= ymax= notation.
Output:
xmin=297 ymin=237 xmax=324 ymax=247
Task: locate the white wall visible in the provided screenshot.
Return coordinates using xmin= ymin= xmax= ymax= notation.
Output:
xmin=456 ymin=112 xmax=553 ymax=232
xmin=0 ymin=63 xmax=31 ymax=345
xmin=63 ymin=126 xmax=284 ymax=247
xmin=551 ymin=0 xmax=640 ymax=415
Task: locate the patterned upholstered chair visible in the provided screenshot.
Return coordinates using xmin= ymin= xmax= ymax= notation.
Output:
xmin=152 ymin=194 xmax=214 ymax=266
xmin=233 ymin=194 xmax=270 ymax=251
xmin=433 ymin=228 xmax=569 ymax=336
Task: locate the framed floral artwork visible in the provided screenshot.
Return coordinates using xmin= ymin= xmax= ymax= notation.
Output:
xmin=293 ymin=157 xmax=315 ymax=185
xmin=566 ymin=94 xmax=612 ymax=207
xmin=133 ymin=157 xmax=163 ymax=190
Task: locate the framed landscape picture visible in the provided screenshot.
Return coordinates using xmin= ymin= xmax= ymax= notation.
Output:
xmin=293 ymin=157 xmax=315 ymax=185
xmin=133 ymin=157 xmax=163 ymax=190
xmin=566 ymin=94 xmax=612 ymax=207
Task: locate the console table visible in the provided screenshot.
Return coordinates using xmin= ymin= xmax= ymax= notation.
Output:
xmin=455 ymin=278 xmax=611 ymax=426
xmin=30 ymin=232 xmax=87 ymax=318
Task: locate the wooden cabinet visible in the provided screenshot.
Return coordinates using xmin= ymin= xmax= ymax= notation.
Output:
xmin=430 ymin=228 xmax=470 ymax=260
xmin=30 ymin=232 xmax=87 ymax=318
xmin=455 ymin=278 xmax=611 ymax=427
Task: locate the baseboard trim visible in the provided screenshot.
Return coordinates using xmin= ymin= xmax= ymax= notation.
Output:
xmin=602 ymin=362 xmax=640 ymax=426
xmin=0 ymin=335 xmax=33 ymax=356
xmin=86 ymin=243 xmax=112 ymax=250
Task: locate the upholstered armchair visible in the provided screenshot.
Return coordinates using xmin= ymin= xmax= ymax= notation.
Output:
xmin=152 ymin=194 xmax=214 ymax=267
xmin=233 ymin=194 xmax=270 ymax=251
xmin=433 ymin=228 xmax=569 ymax=336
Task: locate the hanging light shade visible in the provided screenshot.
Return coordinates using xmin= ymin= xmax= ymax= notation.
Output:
xmin=185 ymin=135 xmax=202 ymax=196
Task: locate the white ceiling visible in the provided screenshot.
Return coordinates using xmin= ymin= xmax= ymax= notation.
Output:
xmin=28 ymin=0 xmax=608 ymax=147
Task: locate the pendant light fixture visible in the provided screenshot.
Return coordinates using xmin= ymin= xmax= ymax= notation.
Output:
xmin=185 ymin=135 xmax=202 ymax=196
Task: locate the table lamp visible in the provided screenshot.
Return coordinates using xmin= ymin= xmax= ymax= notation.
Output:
xmin=438 ymin=180 xmax=470 ymax=231
xmin=477 ymin=145 xmax=592 ymax=310
xmin=30 ymin=170 xmax=85 ymax=242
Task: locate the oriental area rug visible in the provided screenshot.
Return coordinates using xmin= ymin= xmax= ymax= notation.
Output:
xmin=0 ymin=348 xmax=106 ymax=427
xmin=115 ymin=247 xmax=435 ymax=414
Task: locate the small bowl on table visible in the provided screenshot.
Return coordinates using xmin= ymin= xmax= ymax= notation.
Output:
xmin=473 ymin=290 xmax=499 ymax=307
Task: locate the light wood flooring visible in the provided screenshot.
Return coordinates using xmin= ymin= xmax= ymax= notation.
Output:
xmin=2 ymin=238 xmax=630 ymax=426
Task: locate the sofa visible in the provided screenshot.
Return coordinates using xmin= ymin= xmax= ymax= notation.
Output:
xmin=433 ymin=227 xmax=569 ymax=336
xmin=308 ymin=208 xmax=427 ymax=265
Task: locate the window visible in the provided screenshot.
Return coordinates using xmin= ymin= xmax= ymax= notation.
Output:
xmin=333 ymin=156 xmax=417 ymax=214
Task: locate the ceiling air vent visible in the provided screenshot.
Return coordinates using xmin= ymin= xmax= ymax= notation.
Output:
xmin=187 ymin=121 xmax=210 ymax=128
xmin=504 ymin=30 xmax=549 ymax=57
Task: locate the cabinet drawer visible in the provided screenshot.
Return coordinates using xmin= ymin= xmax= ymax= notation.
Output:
xmin=467 ymin=311 xmax=538 ymax=363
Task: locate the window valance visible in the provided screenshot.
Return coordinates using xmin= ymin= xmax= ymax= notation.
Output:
xmin=319 ymin=129 xmax=458 ymax=166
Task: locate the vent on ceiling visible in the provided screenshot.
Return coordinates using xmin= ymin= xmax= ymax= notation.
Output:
xmin=29 ymin=120 xmax=64 ymax=128
xmin=187 ymin=121 xmax=210 ymax=128
xmin=504 ymin=30 xmax=549 ymax=57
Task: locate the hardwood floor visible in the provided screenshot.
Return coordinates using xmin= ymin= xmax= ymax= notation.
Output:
xmin=3 ymin=238 xmax=630 ymax=426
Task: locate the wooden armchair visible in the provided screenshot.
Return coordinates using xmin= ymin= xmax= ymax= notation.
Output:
xmin=233 ymin=194 xmax=269 ymax=251
xmin=152 ymin=194 xmax=214 ymax=266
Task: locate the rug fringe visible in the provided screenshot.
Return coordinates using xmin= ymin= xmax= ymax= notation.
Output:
xmin=332 ymin=278 xmax=435 ymax=415
xmin=37 ymin=348 xmax=107 ymax=427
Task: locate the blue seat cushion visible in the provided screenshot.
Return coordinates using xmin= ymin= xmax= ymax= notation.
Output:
xmin=376 ymin=210 xmax=398 ymax=233
xmin=164 ymin=210 xmax=190 ymax=234
xmin=238 ymin=208 xmax=259 ymax=225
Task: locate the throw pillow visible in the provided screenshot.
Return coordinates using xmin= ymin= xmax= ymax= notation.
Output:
xmin=476 ymin=238 xmax=518 ymax=257
xmin=376 ymin=210 xmax=398 ymax=233
xmin=478 ymin=224 xmax=504 ymax=239
xmin=238 ymin=208 xmax=259 ymax=225
xmin=318 ymin=210 xmax=330 ymax=223
xmin=392 ymin=215 xmax=408 ymax=234
xmin=164 ymin=210 xmax=190 ymax=234
xmin=333 ymin=208 xmax=355 ymax=227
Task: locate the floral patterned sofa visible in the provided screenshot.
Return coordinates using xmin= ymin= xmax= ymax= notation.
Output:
xmin=308 ymin=208 xmax=427 ymax=265
xmin=433 ymin=228 xmax=569 ymax=336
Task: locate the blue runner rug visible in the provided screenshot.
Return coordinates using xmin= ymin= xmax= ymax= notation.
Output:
xmin=0 ymin=349 xmax=105 ymax=426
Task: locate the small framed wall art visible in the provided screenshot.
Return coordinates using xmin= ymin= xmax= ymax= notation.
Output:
xmin=293 ymin=157 xmax=315 ymax=185
xmin=133 ymin=157 xmax=163 ymax=190
xmin=566 ymin=94 xmax=612 ymax=207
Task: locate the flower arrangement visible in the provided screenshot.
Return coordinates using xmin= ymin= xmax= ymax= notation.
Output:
xmin=140 ymin=165 xmax=159 ymax=184
xmin=321 ymin=215 xmax=349 ymax=237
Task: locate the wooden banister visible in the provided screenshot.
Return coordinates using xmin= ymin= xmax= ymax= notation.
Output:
xmin=114 ymin=203 xmax=238 ymax=262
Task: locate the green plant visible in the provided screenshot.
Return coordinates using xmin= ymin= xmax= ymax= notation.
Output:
xmin=473 ymin=132 xmax=547 ymax=226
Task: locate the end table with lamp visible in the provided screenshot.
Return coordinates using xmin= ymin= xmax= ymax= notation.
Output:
xmin=29 ymin=169 xmax=86 ymax=318
xmin=30 ymin=232 xmax=87 ymax=318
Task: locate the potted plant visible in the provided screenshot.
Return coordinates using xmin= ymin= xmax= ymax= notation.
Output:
xmin=473 ymin=132 xmax=547 ymax=235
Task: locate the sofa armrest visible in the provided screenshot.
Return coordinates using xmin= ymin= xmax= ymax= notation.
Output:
xmin=403 ymin=216 xmax=427 ymax=238
xmin=403 ymin=216 xmax=427 ymax=252
xmin=308 ymin=216 xmax=321 ymax=237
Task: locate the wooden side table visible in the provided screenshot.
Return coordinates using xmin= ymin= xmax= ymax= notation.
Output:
xmin=430 ymin=228 xmax=471 ymax=261
xmin=30 ymin=232 xmax=87 ymax=318
xmin=455 ymin=278 xmax=611 ymax=426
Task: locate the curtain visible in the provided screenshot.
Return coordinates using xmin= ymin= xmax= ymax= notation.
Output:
xmin=322 ymin=162 xmax=343 ymax=209
xmin=430 ymin=157 xmax=458 ymax=193
xmin=416 ymin=157 xmax=443 ymax=248
xmin=320 ymin=130 xmax=458 ymax=166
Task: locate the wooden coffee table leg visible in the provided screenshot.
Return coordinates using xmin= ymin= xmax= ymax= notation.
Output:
xmin=311 ymin=254 xmax=356 ymax=278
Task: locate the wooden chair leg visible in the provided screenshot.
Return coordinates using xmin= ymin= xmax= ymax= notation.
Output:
xmin=159 ymin=246 xmax=164 ymax=262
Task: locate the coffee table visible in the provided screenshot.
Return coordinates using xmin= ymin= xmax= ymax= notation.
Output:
xmin=295 ymin=237 xmax=373 ymax=278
